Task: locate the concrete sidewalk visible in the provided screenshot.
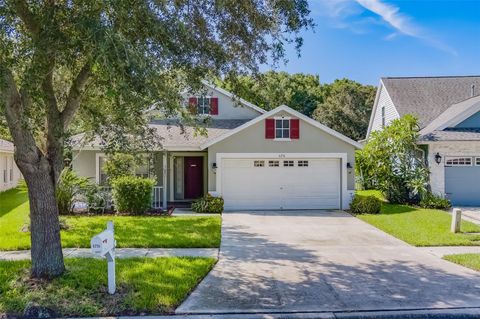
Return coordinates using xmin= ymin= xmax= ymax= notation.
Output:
xmin=0 ymin=248 xmax=219 ymax=261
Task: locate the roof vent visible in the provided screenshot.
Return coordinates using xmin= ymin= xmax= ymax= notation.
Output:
xmin=472 ymin=84 xmax=476 ymax=97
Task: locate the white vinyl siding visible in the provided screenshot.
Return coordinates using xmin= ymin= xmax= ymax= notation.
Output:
xmin=370 ymin=84 xmax=400 ymax=133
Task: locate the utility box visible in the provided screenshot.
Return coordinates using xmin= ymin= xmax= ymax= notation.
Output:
xmin=451 ymin=208 xmax=462 ymax=233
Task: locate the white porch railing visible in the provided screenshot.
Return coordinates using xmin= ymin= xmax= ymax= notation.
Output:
xmin=98 ymin=185 xmax=164 ymax=209
xmin=151 ymin=186 xmax=164 ymax=209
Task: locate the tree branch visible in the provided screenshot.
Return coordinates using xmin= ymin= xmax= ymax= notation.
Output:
xmin=61 ymin=62 xmax=91 ymax=129
xmin=10 ymin=0 xmax=41 ymax=36
xmin=0 ymin=65 xmax=42 ymax=169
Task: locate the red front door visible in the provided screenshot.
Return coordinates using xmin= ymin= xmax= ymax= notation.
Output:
xmin=184 ymin=157 xmax=204 ymax=199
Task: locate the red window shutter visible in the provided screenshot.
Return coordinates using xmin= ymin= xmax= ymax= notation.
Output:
xmin=210 ymin=97 xmax=219 ymax=115
xmin=290 ymin=119 xmax=300 ymax=139
xmin=188 ymin=97 xmax=197 ymax=114
xmin=265 ymin=119 xmax=275 ymax=139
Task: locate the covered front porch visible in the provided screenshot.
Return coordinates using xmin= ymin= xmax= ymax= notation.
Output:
xmin=94 ymin=150 xmax=208 ymax=210
xmin=152 ymin=151 xmax=209 ymax=209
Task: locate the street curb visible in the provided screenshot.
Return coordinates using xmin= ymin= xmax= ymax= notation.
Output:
xmin=69 ymin=307 xmax=480 ymax=319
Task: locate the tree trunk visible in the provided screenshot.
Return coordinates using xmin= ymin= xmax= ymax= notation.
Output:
xmin=22 ymin=161 xmax=65 ymax=278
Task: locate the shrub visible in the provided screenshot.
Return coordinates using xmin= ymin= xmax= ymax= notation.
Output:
xmin=103 ymin=153 xmax=137 ymax=182
xmin=356 ymin=115 xmax=429 ymax=204
xmin=56 ymin=168 xmax=90 ymax=215
xmin=192 ymin=194 xmax=224 ymax=214
xmin=111 ymin=176 xmax=155 ymax=214
xmin=350 ymin=195 xmax=382 ymax=215
xmin=84 ymin=184 xmax=112 ymax=213
xmin=419 ymin=192 xmax=452 ymax=210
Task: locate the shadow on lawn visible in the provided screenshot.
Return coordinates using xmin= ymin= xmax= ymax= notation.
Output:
xmin=0 ymin=183 xmax=29 ymax=218
xmin=180 ymin=221 xmax=480 ymax=313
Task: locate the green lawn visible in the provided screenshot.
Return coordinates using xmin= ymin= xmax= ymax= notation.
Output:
xmin=0 ymin=185 xmax=221 ymax=250
xmin=444 ymin=254 xmax=480 ymax=271
xmin=356 ymin=190 xmax=480 ymax=246
xmin=0 ymin=257 xmax=215 ymax=317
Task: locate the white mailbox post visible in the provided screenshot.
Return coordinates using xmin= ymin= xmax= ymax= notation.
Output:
xmin=90 ymin=221 xmax=116 ymax=294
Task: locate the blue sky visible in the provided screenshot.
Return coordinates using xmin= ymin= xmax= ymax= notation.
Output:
xmin=273 ymin=0 xmax=480 ymax=85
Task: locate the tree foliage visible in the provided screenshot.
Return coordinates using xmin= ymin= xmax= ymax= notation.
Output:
xmin=356 ymin=115 xmax=429 ymax=204
xmin=220 ymin=73 xmax=376 ymax=139
xmin=313 ymin=79 xmax=376 ymax=141
xmin=0 ymin=0 xmax=312 ymax=278
xmin=220 ymin=71 xmax=322 ymax=116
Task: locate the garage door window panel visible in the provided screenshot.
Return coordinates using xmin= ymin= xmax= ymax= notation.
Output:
xmin=269 ymin=160 xmax=279 ymax=167
xmin=254 ymin=160 xmax=265 ymax=167
xmin=298 ymin=160 xmax=309 ymax=167
xmin=445 ymin=157 xmax=472 ymax=167
xmin=283 ymin=160 xmax=294 ymax=167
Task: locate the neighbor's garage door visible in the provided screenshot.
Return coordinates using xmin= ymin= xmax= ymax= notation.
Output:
xmin=445 ymin=156 xmax=480 ymax=206
xmin=221 ymin=158 xmax=341 ymax=210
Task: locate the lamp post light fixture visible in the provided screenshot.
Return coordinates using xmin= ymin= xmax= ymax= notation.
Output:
xmin=434 ymin=152 xmax=442 ymax=165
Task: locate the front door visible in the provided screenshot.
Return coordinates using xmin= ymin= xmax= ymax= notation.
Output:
xmin=184 ymin=157 xmax=204 ymax=199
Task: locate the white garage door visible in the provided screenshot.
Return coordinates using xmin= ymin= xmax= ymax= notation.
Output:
xmin=221 ymin=158 xmax=341 ymax=210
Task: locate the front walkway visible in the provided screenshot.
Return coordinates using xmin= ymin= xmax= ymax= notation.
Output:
xmin=177 ymin=210 xmax=480 ymax=314
xmin=0 ymin=248 xmax=219 ymax=261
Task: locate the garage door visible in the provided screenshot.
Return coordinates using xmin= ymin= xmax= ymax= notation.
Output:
xmin=445 ymin=156 xmax=480 ymax=206
xmin=221 ymin=158 xmax=341 ymax=210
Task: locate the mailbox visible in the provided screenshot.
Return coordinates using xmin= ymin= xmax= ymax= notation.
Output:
xmin=90 ymin=229 xmax=115 ymax=256
xmin=91 ymin=221 xmax=116 ymax=294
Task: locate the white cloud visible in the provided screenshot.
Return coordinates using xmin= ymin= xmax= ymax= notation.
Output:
xmin=354 ymin=0 xmax=418 ymax=37
xmin=311 ymin=0 xmax=457 ymax=56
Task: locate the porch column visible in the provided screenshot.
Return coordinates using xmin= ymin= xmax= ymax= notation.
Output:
xmin=162 ymin=150 xmax=168 ymax=209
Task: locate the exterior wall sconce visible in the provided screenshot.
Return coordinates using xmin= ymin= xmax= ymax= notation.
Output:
xmin=212 ymin=162 xmax=217 ymax=173
xmin=434 ymin=153 xmax=442 ymax=165
xmin=347 ymin=162 xmax=353 ymax=169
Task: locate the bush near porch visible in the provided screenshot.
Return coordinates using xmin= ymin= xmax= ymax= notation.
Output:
xmin=0 ymin=257 xmax=215 ymax=317
xmin=356 ymin=190 xmax=480 ymax=247
xmin=0 ymin=185 xmax=221 ymax=250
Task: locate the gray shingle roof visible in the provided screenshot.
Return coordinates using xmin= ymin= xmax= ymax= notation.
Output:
xmin=382 ymin=76 xmax=480 ymax=128
xmin=149 ymin=119 xmax=248 ymax=149
xmin=419 ymin=128 xmax=480 ymax=142
xmin=71 ymin=119 xmax=249 ymax=150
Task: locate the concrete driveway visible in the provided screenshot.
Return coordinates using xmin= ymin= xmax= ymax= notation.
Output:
xmin=177 ymin=210 xmax=480 ymax=314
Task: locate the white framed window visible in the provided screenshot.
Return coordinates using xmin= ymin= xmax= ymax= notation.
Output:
xmin=254 ymin=160 xmax=265 ymax=167
xmin=381 ymin=106 xmax=386 ymax=128
xmin=275 ymin=118 xmax=290 ymax=139
xmin=476 ymin=157 xmax=480 ymax=166
xmin=3 ymin=157 xmax=7 ymax=183
xmin=445 ymin=157 xmax=473 ymax=167
xmin=283 ymin=160 xmax=294 ymax=167
xmin=298 ymin=160 xmax=309 ymax=167
xmin=197 ymin=97 xmax=211 ymax=115
xmin=268 ymin=160 xmax=279 ymax=167
xmin=9 ymin=157 xmax=13 ymax=182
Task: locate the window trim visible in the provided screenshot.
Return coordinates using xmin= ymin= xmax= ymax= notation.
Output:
xmin=445 ymin=156 xmax=473 ymax=167
xmin=273 ymin=116 xmax=291 ymax=141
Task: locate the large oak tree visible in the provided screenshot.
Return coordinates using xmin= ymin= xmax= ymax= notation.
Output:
xmin=0 ymin=0 xmax=311 ymax=278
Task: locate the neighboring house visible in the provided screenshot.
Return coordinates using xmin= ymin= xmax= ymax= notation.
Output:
xmin=366 ymin=75 xmax=480 ymax=206
xmin=0 ymin=139 xmax=22 ymax=192
xmin=72 ymin=83 xmax=361 ymax=210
